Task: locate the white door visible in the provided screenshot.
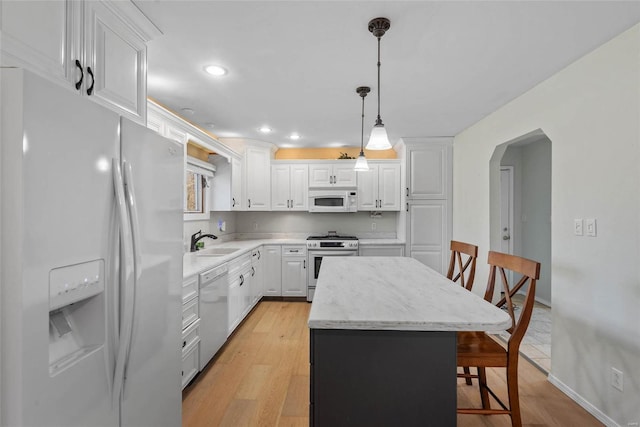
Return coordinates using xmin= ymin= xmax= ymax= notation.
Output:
xmin=333 ymin=163 xmax=357 ymax=187
xmin=231 ymin=156 xmax=243 ymax=210
xmin=290 ymin=164 xmax=309 ymax=210
xmin=500 ymin=167 xmax=514 ymax=254
xmin=357 ymin=166 xmax=378 ymax=210
xmin=245 ymin=147 xmax=271 ymax=210
xmin=378 ymin=163 xmax=401 ymax=210
xmin=271 ymin=165 xmax=291 ymax=210
xmin=309 ymin=163 xmax=332 ymax=187
xmin=407 ymin=200 xmax=448 ymax=274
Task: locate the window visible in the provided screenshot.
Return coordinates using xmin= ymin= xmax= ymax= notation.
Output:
xmin=185 ymin=156 xmax=215 ymax=220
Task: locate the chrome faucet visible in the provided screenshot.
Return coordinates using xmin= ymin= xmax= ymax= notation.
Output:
xmin=190 ymin=230 xmax=218 ymax=252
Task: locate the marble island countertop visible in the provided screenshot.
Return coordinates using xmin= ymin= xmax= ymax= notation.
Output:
xmin=308 ymin=257 xmax=511 ymax=332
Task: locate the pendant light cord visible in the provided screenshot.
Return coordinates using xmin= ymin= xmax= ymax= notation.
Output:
xmin=376 ymin=36 xmax=382 ymax=125
xmin=361 ymin=93 xmax=365 ymax=153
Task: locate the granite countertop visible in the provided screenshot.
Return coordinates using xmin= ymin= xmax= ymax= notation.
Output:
xmin=183 ymin=237 xmax=404 ymax=278
xmin=183 ymin=238 xmax=307 ymax=278
xmin=308 ymin=257 xmax=511 ymax=332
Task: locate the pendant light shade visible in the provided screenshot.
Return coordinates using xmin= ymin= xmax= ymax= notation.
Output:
xmin=367 ymin=124 xmax=391 ymax=150
xmin=366 ymin=17 xmax=392 ymax=151
xmin=354 ymin=86 xmax=371 ymax=171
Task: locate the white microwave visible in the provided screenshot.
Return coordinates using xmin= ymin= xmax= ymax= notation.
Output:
xmin=308 ymin=189 xmax=358 ymax=213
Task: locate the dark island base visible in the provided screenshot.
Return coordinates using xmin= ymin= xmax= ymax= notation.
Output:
xmin=310 ymin=329 xmax=456 ymax=427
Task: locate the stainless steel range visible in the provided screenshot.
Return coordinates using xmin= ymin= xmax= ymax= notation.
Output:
xmin=307 ymin=232 xmax=358 ymax=301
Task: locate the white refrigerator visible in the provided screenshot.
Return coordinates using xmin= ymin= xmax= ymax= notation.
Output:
xmin=1 ymin=69 xmax=183 ymax=426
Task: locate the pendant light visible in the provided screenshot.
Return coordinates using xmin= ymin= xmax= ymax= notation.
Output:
xmin=354 ymin=86 xmax=371 ymax=171
xmin=366 ymin=17 xmax=392 ymax=151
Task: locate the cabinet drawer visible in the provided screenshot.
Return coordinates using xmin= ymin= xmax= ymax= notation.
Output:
xmin=182 ymin=275 xmax=198 ymax=304
xmin=181 ymin=318 xmax=200 ymax=358
xmin=282 ymin=246 xmax=306 ymax=256
xmin=228 ymin=253 xmax=252 ymax=276
xmin=181 ymin=343 xmax=199 ymax=390
xmin=182 ymin=297 xmax=199 ymax=330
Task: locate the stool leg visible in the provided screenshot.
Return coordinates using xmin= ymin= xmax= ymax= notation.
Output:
xmin=507 ymin=363 xmax=522 ymax=427
xmin=463 ymin=367 xmax=472 ymax=385
xmin=478 ymin=367 xmax=490 ymax=410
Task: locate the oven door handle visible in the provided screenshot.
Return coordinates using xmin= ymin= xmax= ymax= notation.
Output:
xmin=309 ymin=250 xmax=358 ymax=257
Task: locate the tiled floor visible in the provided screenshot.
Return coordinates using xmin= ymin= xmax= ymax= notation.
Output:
xmin=494 ymin=296 xmax=551 ymax=373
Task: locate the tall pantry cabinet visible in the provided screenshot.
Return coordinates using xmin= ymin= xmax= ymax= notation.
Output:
xmin=403 ymin=138 xmax=453 ymax=274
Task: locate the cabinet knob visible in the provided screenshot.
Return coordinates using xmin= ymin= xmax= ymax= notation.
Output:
xmin=232 ymin=197 xmax=236 ymax=207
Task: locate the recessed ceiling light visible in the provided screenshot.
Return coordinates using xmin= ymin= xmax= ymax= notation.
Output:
xmin=289 ymin=133 xmax=301 ymax=140
xmin=204 ymin=65 xmax=227 ymax=76
xmin=259 ymin=126 xmax=272 ymax=133
xmin=181 ymin=108 xmax=195 ymax=115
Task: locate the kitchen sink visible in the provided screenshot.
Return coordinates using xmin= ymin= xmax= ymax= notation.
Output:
xmin=195 ymin=247 xmax=240 ymax=256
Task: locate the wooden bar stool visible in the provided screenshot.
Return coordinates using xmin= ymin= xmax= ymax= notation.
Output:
xmin=446 ymin=240 xmax=478 ymax=291
xmin=457 ymin=251 xmax=541 ymax=427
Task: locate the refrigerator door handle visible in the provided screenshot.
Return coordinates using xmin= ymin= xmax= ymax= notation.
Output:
xmin=111 ymin=158 xmax=136 ymax=407
xmin=123 ymin=161 xmax=142 ymax=282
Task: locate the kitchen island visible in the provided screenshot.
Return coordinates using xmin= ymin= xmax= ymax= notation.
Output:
xmin=307 ymin=257 xmax=511 ymax=427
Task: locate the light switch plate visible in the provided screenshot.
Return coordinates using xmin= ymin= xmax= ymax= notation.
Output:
xmin=586 ymin=218 xmax=597 ymax=237
xmin=574 ymin=219 xmax=583 ymax=236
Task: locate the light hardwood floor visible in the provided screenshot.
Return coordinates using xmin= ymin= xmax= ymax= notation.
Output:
xmin=182 ymin=301 xmax=602 ymax=427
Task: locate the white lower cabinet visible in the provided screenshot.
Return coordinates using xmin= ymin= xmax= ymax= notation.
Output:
xmin=250 ymin=248 xmax=263 ymax=306
xmin=181 ymin=275 xmax=200 ymax=390
xmin=227 ymin=253 xmax=252 ymax=336
xmin=281 ymin=246 xmax=307 ymax=297
xmin=263 ymin=245 xmax=282 ymax=296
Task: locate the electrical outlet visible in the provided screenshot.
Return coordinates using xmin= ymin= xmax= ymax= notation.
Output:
xmin=611 ymin=367 xmax=623 ymax=391
xmin=253 ymin=222 xmax=258 ymax=230
xmin=371 ymin=222 xmax=376 ymax=231
xmin=586 ymin=218 xmax=597 ymax=237
xmin=574 ymin=219 xmax=583 ymax=236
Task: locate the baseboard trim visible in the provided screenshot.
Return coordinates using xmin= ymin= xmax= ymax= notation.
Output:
xmin=547 ymin=374 xmax=619 ymax=427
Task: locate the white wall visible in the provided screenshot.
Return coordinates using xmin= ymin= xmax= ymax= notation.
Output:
xmin=452 ymin=24 xmax=640 ymax=426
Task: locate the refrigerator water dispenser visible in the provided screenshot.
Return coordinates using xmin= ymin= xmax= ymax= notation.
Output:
xmin=49 ymin=260 xmax=105 ymax=376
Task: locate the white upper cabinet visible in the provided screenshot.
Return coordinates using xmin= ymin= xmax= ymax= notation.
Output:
xmin=406 ymin=139 xmax=453 ymax=199
xmin=0 ymin=0 xmax=159 ymax=124
xmin=357 ymin=162 xmax=401 ymax=211
xmin=245 ymin=146 xmax=271 ymax=210
xmin=271 ymin=163 xmax=309 ymax=211
xmin=309 ymin=162 xmax=357 ymax=188
xmin=231 ymin=157 xmax=244 ymax=211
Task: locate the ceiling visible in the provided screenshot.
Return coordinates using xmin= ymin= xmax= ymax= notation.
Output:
xmin=135 ymin=1 xmax=640 ymax=148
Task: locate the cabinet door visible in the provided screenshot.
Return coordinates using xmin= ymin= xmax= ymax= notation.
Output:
xmin=251 ymin=249 xmax=263 ymax=305
xmin=333 ymin=163 xmax=357 ymax=187
xmin=263 ymin=246 xmax=282 ymax=296
xmin=84 ymin=0 xmax=148 ymax=123
xmin=357 ymin=166 xmax=378 ymax=210
xmin=228 ymin=278 xmax=241 ymax=335
xmin=407 ymin=200 xmax=448 ymax=274
xmin=0 ymin=0 xmax=77 ymax=87
xmin=309 ymin=164 xmax=332 ymax=187
xmin=271 ymin=165 xmax=291 ymax=210
xmin=378 ymin=163 xmax=401 ymax=210
xmin=290 ymin=164 xmax=309 ymax=210
xmin=240 ymin=271 xmax=252 ymax=318
xmin=245 ymin=147 xmax=271 ymax=210
xmin=231 ymin=156 xmax=243 ymax=211
xmin=282 ymin=257 xmax=306 ymax=297
xmin=407 ymin=144 xmax=451 ymax=199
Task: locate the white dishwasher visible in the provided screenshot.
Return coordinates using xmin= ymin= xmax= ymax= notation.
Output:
xmin=198 ymin=263 xmax=229 ymax=370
